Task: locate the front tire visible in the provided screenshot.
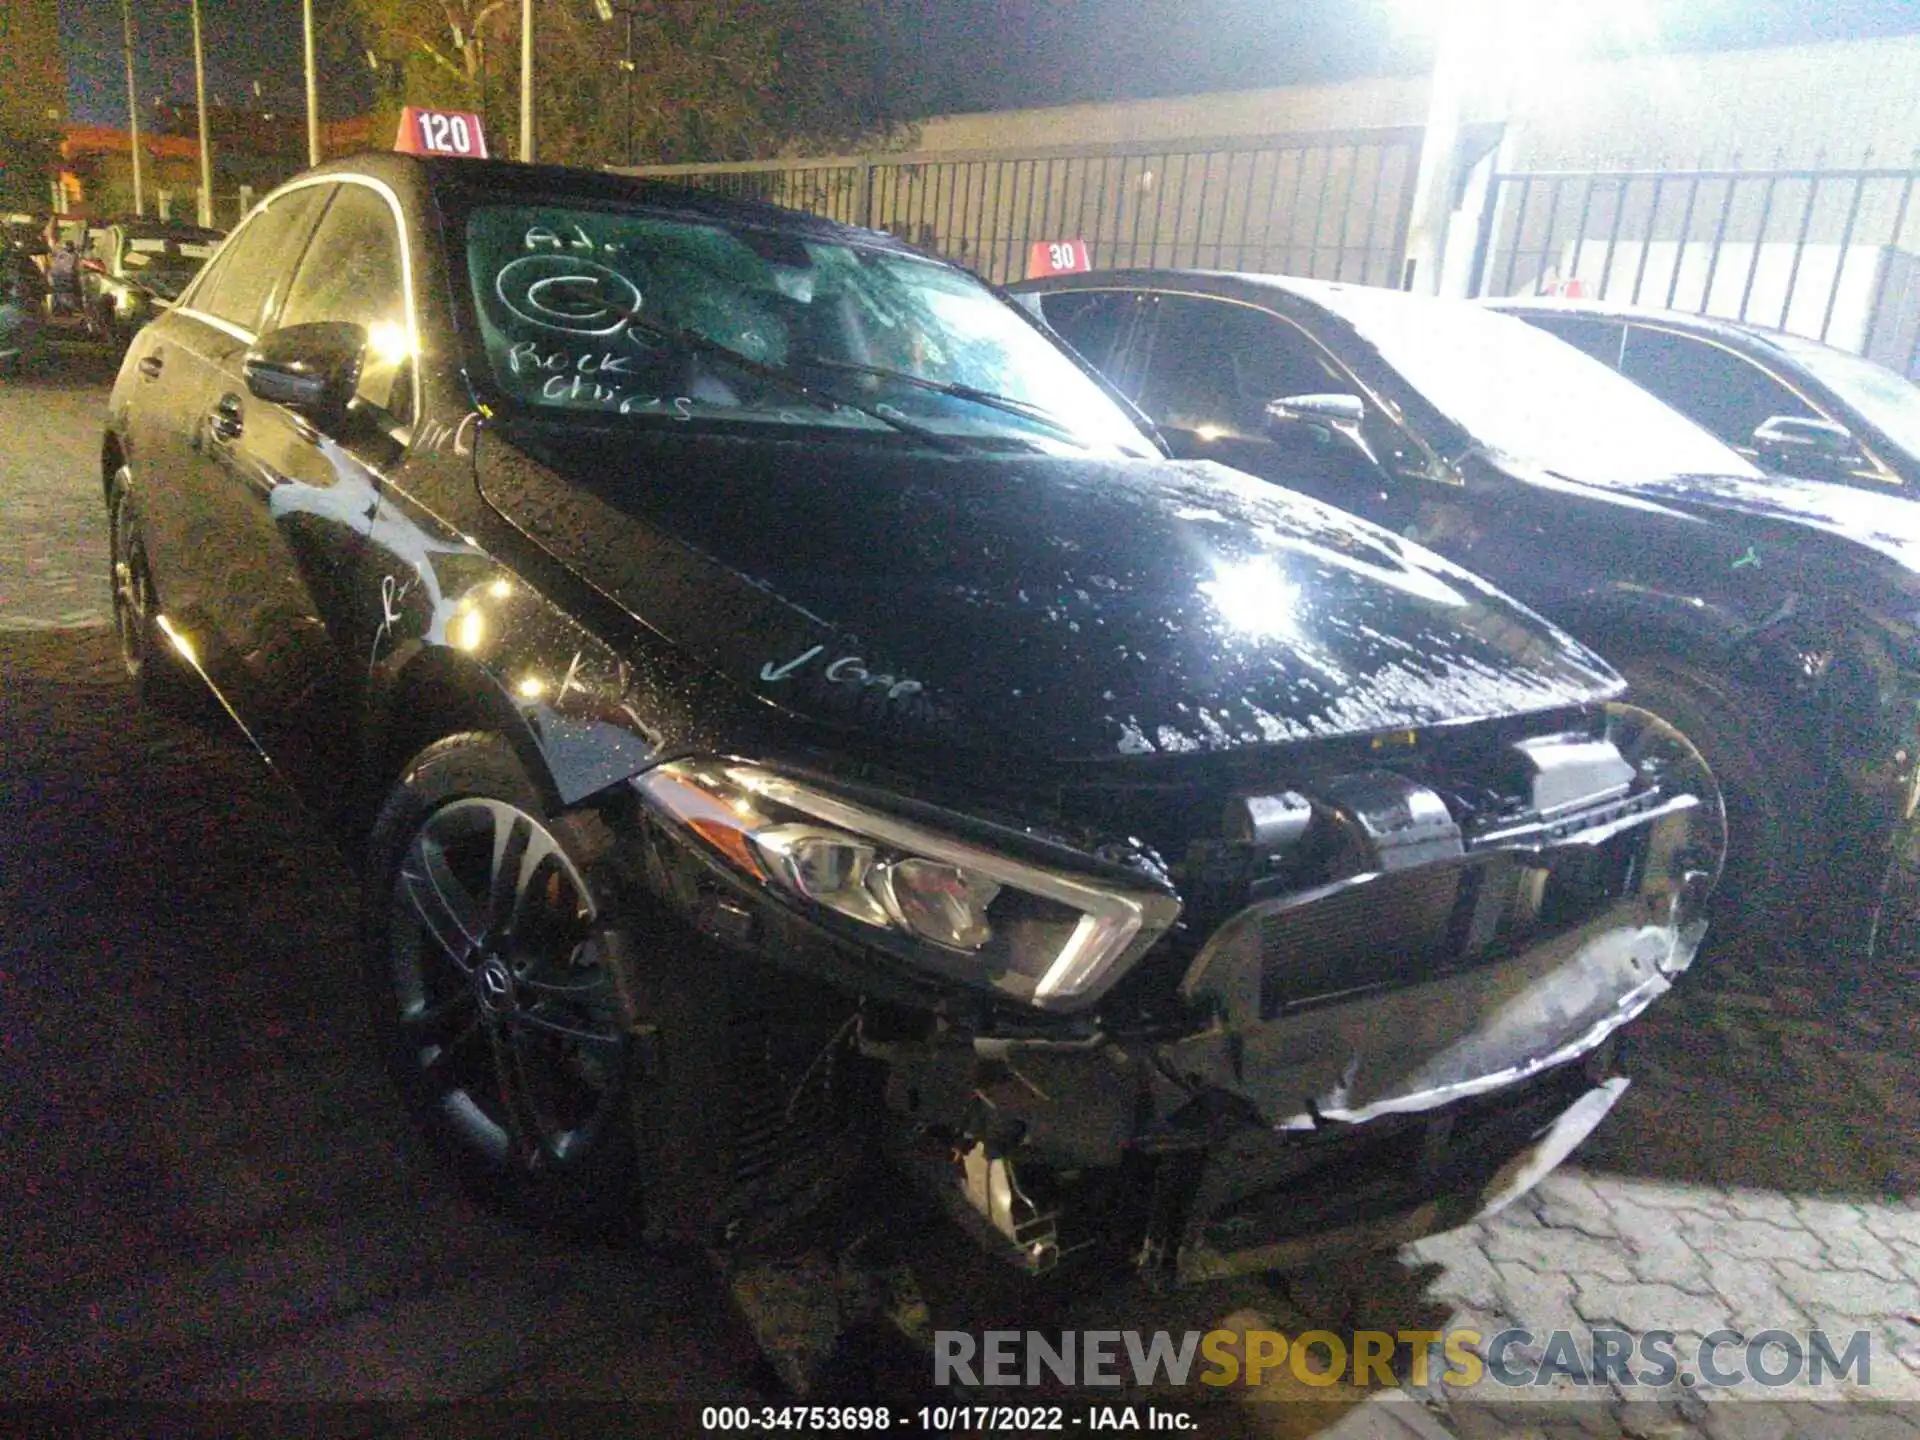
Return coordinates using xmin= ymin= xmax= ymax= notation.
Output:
xmin=362 ymin=733 xmax=642 ymax=1234
xmin=109 ymin=474 xmax=184 ymax=704
xmin=1613 ymin=655 xmax=1821 ymax=954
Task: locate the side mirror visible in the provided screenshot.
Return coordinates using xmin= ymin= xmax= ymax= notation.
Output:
xmin=1752 ymin=414 xmax=1864 ymax=476
xmin=1265 ymin=392 xmax=1377 ymax=465
xmin=243 ymin=320 xmax=366 ymax=426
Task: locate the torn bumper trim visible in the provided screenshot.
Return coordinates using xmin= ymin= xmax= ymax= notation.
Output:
xmin=1160 ymin=897 xmax=1702 ymax=1131
xmin=1172 ymin=1074 xmax=1631 ymax=1284
xmin=1477 ymin=1075 xmax=1630 ymax=1217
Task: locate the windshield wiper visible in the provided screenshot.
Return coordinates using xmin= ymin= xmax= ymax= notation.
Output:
xmin=614 ymin=307 xmax=968 ymax=453
xmin=788 ymin=357 xmax=1095 ymax=448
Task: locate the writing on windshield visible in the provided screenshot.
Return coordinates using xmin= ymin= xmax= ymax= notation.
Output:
xmin=464 ymin=205 xmax=1150 ymax=453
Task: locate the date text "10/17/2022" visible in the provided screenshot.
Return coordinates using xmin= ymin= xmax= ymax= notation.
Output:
xmin=697 ymin=1405 xmax=1197 ymax=1431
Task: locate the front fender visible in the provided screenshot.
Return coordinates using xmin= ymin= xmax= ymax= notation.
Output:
xmin=359 ymin=523 xmax=662 ymax=812
xmin=1549 ymin=584 xmax=1752 ymax=662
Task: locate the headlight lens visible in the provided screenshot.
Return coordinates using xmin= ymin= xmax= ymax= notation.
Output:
xmin=635 ymin=759 xmax=1179 ymax=1009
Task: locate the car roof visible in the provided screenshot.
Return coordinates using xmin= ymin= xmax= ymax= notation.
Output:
xmin=1011 ymin=267 xmax=1546 ymax=351
xmin=1011 ymin=271 xmax=1847 ymax=367
xmin=287 ymin=152 xmax=929 ymax=259
xmin=1487 ymin=296 xmax=1823 ymax=360
xmin=1010 ymin=267 xmax=1365 ymax=306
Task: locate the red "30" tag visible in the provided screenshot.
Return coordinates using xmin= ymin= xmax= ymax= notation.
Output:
xmin=1028 ymin=239 xmax=1091 ymax=277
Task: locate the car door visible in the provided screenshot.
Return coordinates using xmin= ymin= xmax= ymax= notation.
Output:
xmin=136 ymin=184 xmax=334 ymax=702
xmin=1617 ymin=324 xmax=1900 ymax=489
xmin=1617 ymin=325 xmax=1817 ymax=461
xmin=1069 ymin=289 xmax=1437 ymax=532
xmin=197 ymin=179 xmax=415 ymax=797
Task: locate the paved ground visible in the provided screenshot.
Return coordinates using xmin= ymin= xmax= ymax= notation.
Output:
xmin=1395 ymin=946 xmax=1920 ymax=1436
xmin=0 ymin=343 xmax=115 ymax=631
xmin=4 ymin=349 xmax=1918 ymax=1438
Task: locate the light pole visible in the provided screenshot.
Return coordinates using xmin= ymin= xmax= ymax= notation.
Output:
xmin=190 ymin=0 xmax=215 ymax=226
xmin=1395 ymin=0 xmax=1656 ymax=295
xmin=303 ymin=0 xmax=321 ymax=166
xmin=592 ymin=0 xmax=639 ymax=168
xmin=1400 ymin=4 xmax=1474 ymax=294
xmin=121 ymin=0 xmax=145 ymax=216
xmin=519 ymin=0 xmax=535 ymax=163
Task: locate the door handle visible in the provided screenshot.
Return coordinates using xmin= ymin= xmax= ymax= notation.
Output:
xmin=209 ymin=393 xmax=243 ymax=443
xmin=136 ymin=354 xmax=163 ymax=379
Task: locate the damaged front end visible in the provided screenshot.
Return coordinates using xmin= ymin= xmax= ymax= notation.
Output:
xmin=625 ymin=704 xmax=1721 ymax=1288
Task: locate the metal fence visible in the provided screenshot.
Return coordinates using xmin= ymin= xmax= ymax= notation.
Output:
xmin=622 ymin=127 xmax=1425 ymax=289
xmin=149 ymin=186 xmax=255 ymax=229
xmin=1469 ymin=156 xmax=1920 ymax=375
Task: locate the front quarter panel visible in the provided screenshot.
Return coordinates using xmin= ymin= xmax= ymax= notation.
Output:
xmin=356 ymin=465 xmax=666 ymax=810
xmin=336 ymin=157 xmax=683 ymax=812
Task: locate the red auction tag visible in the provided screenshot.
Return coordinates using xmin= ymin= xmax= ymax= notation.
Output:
xmin=395 ymin=107 xmax=489 ymax=159
xmin=1027 ymin=239 xmax=1091 ymax=277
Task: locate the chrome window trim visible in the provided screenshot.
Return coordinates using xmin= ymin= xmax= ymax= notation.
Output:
xmin=171 ymin=307 xmax=255 ymax=344
xmin=175 ymin=171 xmax=423 ymax=428
xmin=1625 ymin=321 xmax=1901 ymax=487
xmin=1055 ymin=282 xmax=1458 ymax=486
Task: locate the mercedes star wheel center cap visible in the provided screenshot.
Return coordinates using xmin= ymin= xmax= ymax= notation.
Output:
xmin=476 ymin=956 xmax=516 ymax=1014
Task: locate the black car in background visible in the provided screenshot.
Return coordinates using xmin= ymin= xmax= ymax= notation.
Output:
xmin=0 ymin=236 xmax=47 ymax=372
xmin=104 ymin=155 xmax=1720 ymax=1295
xmin=2 ymin=215 xmax=49 ymax=265
xmin=1495 ymin=299 xmax=1920 ymax=493
xmin=1013 ymin=270 xmax=1920 ymax=961
xmin=82 ymin=220 xmax=222 ymax=345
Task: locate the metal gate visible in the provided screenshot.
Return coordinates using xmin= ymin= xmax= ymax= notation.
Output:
xmin=620 ymin=127 xmax=1424 ymax=289
xmin=1469 ymin=155 xmax=1920 ymax=375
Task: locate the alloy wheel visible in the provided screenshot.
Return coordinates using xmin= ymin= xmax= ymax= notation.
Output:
xmin=388 ymin=797 xmax=625 ymax=1172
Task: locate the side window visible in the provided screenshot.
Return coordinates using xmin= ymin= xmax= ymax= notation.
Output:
xmin=1136 ymin=295 xmax=1347 ymax=440
xmin=185 ymin=237 xmax=236 ymax=311
xmin=1037 ymin=290 xmax=1139 ymax=375
xmin=276 ymin=185 xmax=412 ymax=425
xmin=1621 ymin=327 xmax=1814 ymax=449
xmin=1528 ymin=316 xmax=1626 ymax=370
xmin=191 ymin=186 xmax=332 ymax=334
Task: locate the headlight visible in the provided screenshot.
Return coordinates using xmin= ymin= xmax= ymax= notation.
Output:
xmin=634 ymin=759 xmax=1180 ymax=1009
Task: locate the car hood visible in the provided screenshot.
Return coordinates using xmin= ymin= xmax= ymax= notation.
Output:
xmin=1639 ymin=471 xmax=1920 ymax=573
xmin=1507 ymin=457 xmax=1920 ymax=577
xmin=475 ymin=422 xmax=1620 ymax=761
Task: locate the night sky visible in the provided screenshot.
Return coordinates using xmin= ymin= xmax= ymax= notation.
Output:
xmin=58 ymin=0 xmax=1920 ymax=130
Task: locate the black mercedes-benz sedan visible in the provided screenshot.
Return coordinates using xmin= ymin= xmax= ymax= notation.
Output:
xmin=1493 ymin=298 xmax=1920 ymax=493
xmin=1013 ymin=270 xmax=1920 ymax=966
xmin=103 ymin=155 xmax=1720 ymax=1289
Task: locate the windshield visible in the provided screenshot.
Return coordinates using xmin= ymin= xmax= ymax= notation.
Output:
xmin=464 ymin=203 xmax=1154 ymax=454
xmin=1311 ymin=287 xmax=1760 ymax=483
xmin=1765 ymin=331 xmax=1920 ymax=462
